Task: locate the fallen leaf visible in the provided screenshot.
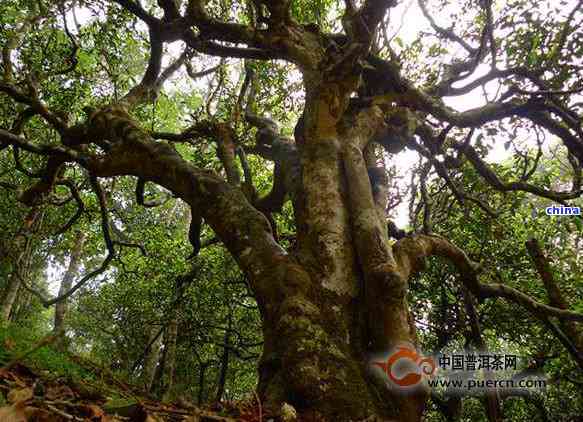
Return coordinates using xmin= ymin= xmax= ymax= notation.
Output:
xmin=79 ymin=403 xmax=105 ymax=419
xmin=104 ymin=416 xmax=127 ymax=422
xmin=10 ymin=374 xmax=26 ymax=387
xmin=0 ymin=402 xmax=28 ymax=422
xmin=7 ymin=387 xmax=33 ymax=404
xmin=24 ymin=406 xmax=54 ymax=422
xmin=45 ymin=384 xmax=75 ymax=401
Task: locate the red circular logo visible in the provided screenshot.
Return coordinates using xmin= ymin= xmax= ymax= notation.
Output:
xmin=372 ymin=344 xmax=437 ymax=387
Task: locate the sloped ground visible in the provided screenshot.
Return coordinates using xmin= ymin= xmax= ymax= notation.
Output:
xmin=0 ymin=335 xmax=265 ymax=422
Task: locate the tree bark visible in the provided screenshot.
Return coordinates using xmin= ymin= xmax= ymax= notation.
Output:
xmin=4 ymin=3 xmax=583 ymax=418
xmin=58 ymin=90 xmax=583 ymax=420
xmin=461 ymin=287 xmax=502 ymax=422
xmin=1 ymin=208 xmax=42 ymax=322
xmin=75 ymin=85 xmax=429 ymax=420
xmin=143 ymin=326 xmax=163 ymax=393
xmin=197 ymin=362 xmax=210 ymax=405
xmin=526 ymin=238 xmax=583 ymax=365
xmin=1 ymin=274 xmax=21 ymax=322
xmin=253 ymin=82 xmax=426 ymax=421
xmin=53 ymin=231 xmax=87 ymax=336
xmin=215 ymin=310 xmax=232 ymax=403
xmin=161 ymin=308 xmax=178 ymax=401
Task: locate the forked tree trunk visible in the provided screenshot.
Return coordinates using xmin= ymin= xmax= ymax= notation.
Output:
xmin=10 ymin=1 xmax=583 ymax=418
xmin=81 ymin=88 xmax=431 ymax=420
xmin=253 ymin=83 xmax=427 ymax=421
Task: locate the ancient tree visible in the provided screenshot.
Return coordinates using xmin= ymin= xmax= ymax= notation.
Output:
xmin=1 ymin=0 xmax=582 ymax=420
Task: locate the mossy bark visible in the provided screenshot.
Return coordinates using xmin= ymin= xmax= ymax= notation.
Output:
xmin=80 ymin=94 xmax=428 ymax=420
xmin=256 ymin=263 xmax=425 ymax=421
xmin=253 ymin=82 xmax=426 ymax=421
xmin=1 ymin=208 xmax=42 ymax=323
xmin=54 ymin=231 xmax=86 ymax=336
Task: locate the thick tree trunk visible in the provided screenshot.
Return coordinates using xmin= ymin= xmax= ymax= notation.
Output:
xmin=8 ymin=2 xmax=583 ymax=419
xmin=12 ymin=289 xmax=33 ymax=322
xmin=255 ymin=83 xmax=426 ymax=421
xmin=257 ymin=270 xmax=426 ymax=421
xmin=80 ymin=97 xmax=429 ymax=420
xmin=197 ymin=362 xmax=210 ymax=405
xmin=53 ymin=231 xmax=87 ymax=336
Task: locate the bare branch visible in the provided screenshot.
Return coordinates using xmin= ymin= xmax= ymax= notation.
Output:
xmin=186 ymin=61 xmax=221 ymax=80
xmin=417 ymin=0 xmax=476 ymax=54
xmin=0 ymin=83 xmax=68 ymax=133
xmin=363 ymin=68 xmax=583 ymax=162
xmin=135 ymin=178 xmax=172 ymax=208
xmin=409 ymin=131 xmax=499 ymax=216
xmin=2 ymin=12 xmax=43 ymax=81
xmin=157 ymin=0 xmax=181 ymax=20
xmin=0 ymin=129 xmax=84 ymax=163
xmin=183 ymin=33 xmax=282 ymax=60
xmin=54 ymin=180 xmax=85 ymax=235
xmin=19 ymin=177 xmax=115 ymax=307
xmin=514 ymin=85 xmax=583 ymax=97
xmin=360 ymin=0 xmax=399 ymax=34
xmin=19 ymin=156 xmax=67 ymax=206
xmin=79 ymin=106 xmax=287 ymax=302
xmin=155 ymin=49 xmax=190 ymax=89
xmin=547 ymin=0 xmax=583 ymax=64
xmin=113 ymin=0 xmax=159 ymax=26
xmin=455 ymin=140 xmax=582 ymax=202
xmin=123 ymin=29 xmax=164 ymax=105
xmin=52 ymin=3 xmax=80 ymax=77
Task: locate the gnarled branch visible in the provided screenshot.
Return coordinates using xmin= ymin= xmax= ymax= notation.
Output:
xmin=394 ymin=234 xmax=583 ymax=322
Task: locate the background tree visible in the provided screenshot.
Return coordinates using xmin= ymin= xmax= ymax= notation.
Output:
xmin=409 ymin=151 xmax=583 ymax=420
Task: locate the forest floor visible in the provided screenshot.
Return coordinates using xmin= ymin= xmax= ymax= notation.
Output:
xmin=0 ymin=334 xmax=264 ymax=422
